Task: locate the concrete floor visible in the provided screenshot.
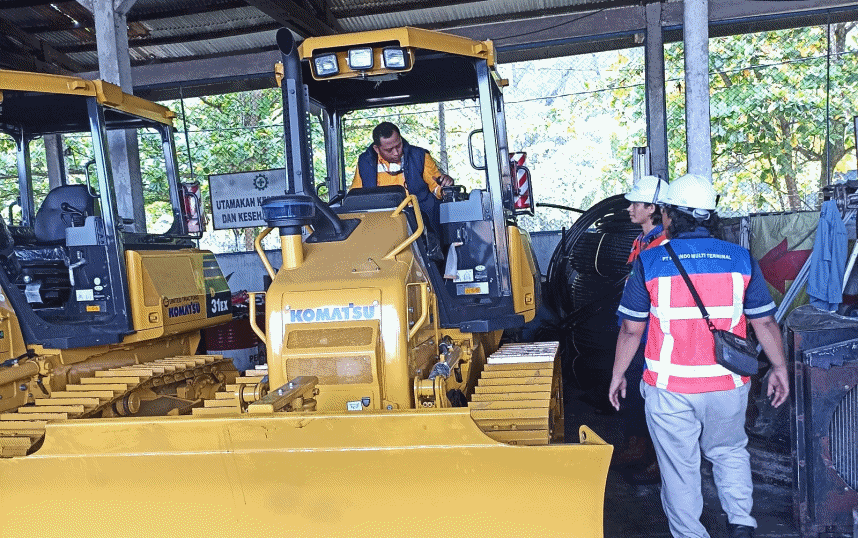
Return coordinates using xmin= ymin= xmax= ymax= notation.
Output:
xmin=564 ymin=387 xmax=803 ymax=538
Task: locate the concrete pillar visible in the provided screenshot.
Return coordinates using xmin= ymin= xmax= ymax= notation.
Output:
xmin=645 ymin=1 xmax=669 ymax=182
xmin=684 ymin=0 xmax=713 ymax=179
xmin=81 ymin=0 xmax=146 ymax=232
xmin=44 ymin=135 xmax=66 ymax=190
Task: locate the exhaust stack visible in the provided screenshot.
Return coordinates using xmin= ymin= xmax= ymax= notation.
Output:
xmin=275 ymin=28 xmax=352 ymax=242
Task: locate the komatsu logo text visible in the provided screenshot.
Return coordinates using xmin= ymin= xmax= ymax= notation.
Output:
xmin=168 ymin=302 xmax=201 ymax=318
xmin=287 ymin=302 xmax=379 ymax=323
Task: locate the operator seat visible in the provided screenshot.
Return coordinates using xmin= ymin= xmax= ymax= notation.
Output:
xmin=33 ymin=184 xmax=97 ymax=245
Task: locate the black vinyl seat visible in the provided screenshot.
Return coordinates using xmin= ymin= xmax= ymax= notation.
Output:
xmin=339 ymin=185 xmax=407 ymax=213
xmin=34 ymin=184 xmax=96 ymax=245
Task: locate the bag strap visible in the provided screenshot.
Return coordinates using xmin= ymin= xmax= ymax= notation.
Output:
xmin=663 ymin=241 xmax=718 ymax=333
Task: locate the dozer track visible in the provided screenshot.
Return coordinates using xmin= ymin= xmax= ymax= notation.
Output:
xmin=470 ymin=341 xmax=563 ymax=445
xmin=0 ymin=355 xmax=232 ymax=458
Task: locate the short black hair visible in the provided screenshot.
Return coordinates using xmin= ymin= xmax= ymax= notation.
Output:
xmin=665 ymin=206 xmax=721 ymax=239
xmin=372 ymin=122 xmax=401 ymax=146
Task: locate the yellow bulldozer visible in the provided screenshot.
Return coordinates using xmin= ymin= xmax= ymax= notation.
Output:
xmin=0 ymin=28 xmax=612 ymax=537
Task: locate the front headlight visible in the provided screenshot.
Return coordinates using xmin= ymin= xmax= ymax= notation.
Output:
xmin=382 ymin=47 xmax=409 ymax=70
xmin=312 ymin=53 xmax=339 ymax=77
xmin=347 ymin=48 xmax=374 ymax=70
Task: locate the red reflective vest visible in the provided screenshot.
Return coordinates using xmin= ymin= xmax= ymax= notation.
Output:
xmin=639 ymin=239 xmax=753 ymax=393
xmin=627 ymin=231 xmax=667 ymax=264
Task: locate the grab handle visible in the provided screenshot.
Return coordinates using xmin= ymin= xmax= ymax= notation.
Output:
xmin=407 ymin=282 xmax=430 ymax=340
xmin=384 ymin=194 xmax=424 ymax=260
xmin=248 ymin=292 xmax=266 ymax=343
xmin=254 ymin=227 xmax=276 ymax=280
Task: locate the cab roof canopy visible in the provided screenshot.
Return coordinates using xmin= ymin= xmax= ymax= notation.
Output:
xmin=297 ymin=27 xmax=497 ymax=112
xmin=0 ymin=70 xmax=174 ymax=138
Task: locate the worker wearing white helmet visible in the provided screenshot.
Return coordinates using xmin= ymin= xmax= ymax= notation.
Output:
xmin=612 ymin=175 xmax=669 ymax=483
xmin=612 ymin=173 xmax=790 ymax=538
xmin=625 ymin=175 xmax=669 ymax=263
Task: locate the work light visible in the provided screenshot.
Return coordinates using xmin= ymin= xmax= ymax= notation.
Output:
xmin=347 ymin=48 xmax=374 ymax=70
xmin=312 ymin=53 xmax=339 ymax=77
xmin=382 ymin=47 xmax=410 ymax=70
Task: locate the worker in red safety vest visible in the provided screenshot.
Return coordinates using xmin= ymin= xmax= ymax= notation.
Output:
xmin=626 ymin=175 xmax=669 ymax=263
xmin=612 ymin=175 xmax=668 ymax=483
xmin=609 ymin=174 xmax=790 ymax=538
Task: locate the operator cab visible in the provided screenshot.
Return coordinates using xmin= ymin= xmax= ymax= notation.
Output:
xmin=295 ymin=28 xmax=538 ymax=332
xmin=0 ymin=71 xmax=201 ymax=348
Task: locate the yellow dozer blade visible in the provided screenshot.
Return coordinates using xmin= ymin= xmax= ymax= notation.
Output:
xmin=0 ymin=410 xmax=611 ymax=537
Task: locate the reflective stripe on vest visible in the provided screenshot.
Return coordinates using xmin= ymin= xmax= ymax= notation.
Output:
xmin=640 ymin=240 xmax=752 ymax=393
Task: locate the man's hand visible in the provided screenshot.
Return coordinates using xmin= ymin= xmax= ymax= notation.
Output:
xmin=608 ymin=374 xmax=627 ymax=411
xmin=434 ymin=174 xmax=454 ymax=187
xmin=766 ymin=364 xmax=790 ymax=408
xmin=748 ymin=315 xmax=790 ymax=408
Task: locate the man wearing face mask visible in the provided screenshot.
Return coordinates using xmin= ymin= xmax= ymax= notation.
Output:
xmin=351 ymin=122 xmax=454 ymax=233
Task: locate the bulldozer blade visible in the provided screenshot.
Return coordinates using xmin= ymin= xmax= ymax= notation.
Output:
xmin=0 ymin=409 xmax=611 ymax=537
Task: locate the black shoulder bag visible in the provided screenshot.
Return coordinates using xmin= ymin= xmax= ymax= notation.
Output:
xmin=663 ymin=242 xmax=760 ymax=376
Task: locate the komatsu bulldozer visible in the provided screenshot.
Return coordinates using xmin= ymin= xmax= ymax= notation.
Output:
xmin=0 ymin=28 xmax=611 ymax=537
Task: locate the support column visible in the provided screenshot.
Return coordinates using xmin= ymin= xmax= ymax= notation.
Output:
xmin=645 ymin=1 xmax=669 ymax=182
xmin=44 ymin=135 xmax=66 ymax=190
xmin=684 ymin=0 xmax=713 ymax=179
xmin=83 ymin=0 xmax=146 ymax=232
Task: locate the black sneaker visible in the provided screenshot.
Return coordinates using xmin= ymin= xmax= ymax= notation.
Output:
xmin=727 ymin=523 xmax=755 ymax=538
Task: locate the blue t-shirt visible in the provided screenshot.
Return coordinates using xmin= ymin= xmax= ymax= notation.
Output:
xmin=617 ymin=229 xmax=776 ymax=323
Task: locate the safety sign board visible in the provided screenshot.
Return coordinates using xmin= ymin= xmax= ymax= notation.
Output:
xmin=208 ymin=168 xmax=286 ymax=229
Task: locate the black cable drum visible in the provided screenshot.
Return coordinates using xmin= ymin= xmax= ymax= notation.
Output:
xmin=570 ymin=230 xmax=639 ymax=276
xmin=541 ymin=194 xmax=647 ymax=409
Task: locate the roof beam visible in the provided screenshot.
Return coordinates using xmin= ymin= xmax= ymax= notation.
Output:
xmin=115 ymin=0 xmax=858 ymax=98
xmin=55 ymin=22 xmax=281 ymax=53
xmin=333 ymin=0 xmax=637 ymax=19
xmin=17 ymin=0 xmax=249 ymax=32
xmin=0 ymin=15 xmax=83 ymax=72
xmin=0 ymin=0 xmax=58 ymax=6
xmin=243 ymin=0 xmax=340 ymax=37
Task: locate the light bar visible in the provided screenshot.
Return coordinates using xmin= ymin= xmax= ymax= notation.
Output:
xmin=382 ymin=47 xmax=410 ymax=70
xmin=347 ymin=48 xmax=374 ymax=70
xmin=312 ymin=53 xmax=339 ymax=77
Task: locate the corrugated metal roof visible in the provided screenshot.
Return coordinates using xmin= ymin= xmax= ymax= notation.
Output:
xmin=1 ymin=0 xmax=622 ymax=74
xmin=1 ymin=0 xmax=855 ymax=96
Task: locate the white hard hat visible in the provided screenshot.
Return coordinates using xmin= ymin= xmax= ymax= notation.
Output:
xmin=662 ymin=173 xmax=718 ymax=218
xmin=625 ymin=175 xmax=667 ymax=205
